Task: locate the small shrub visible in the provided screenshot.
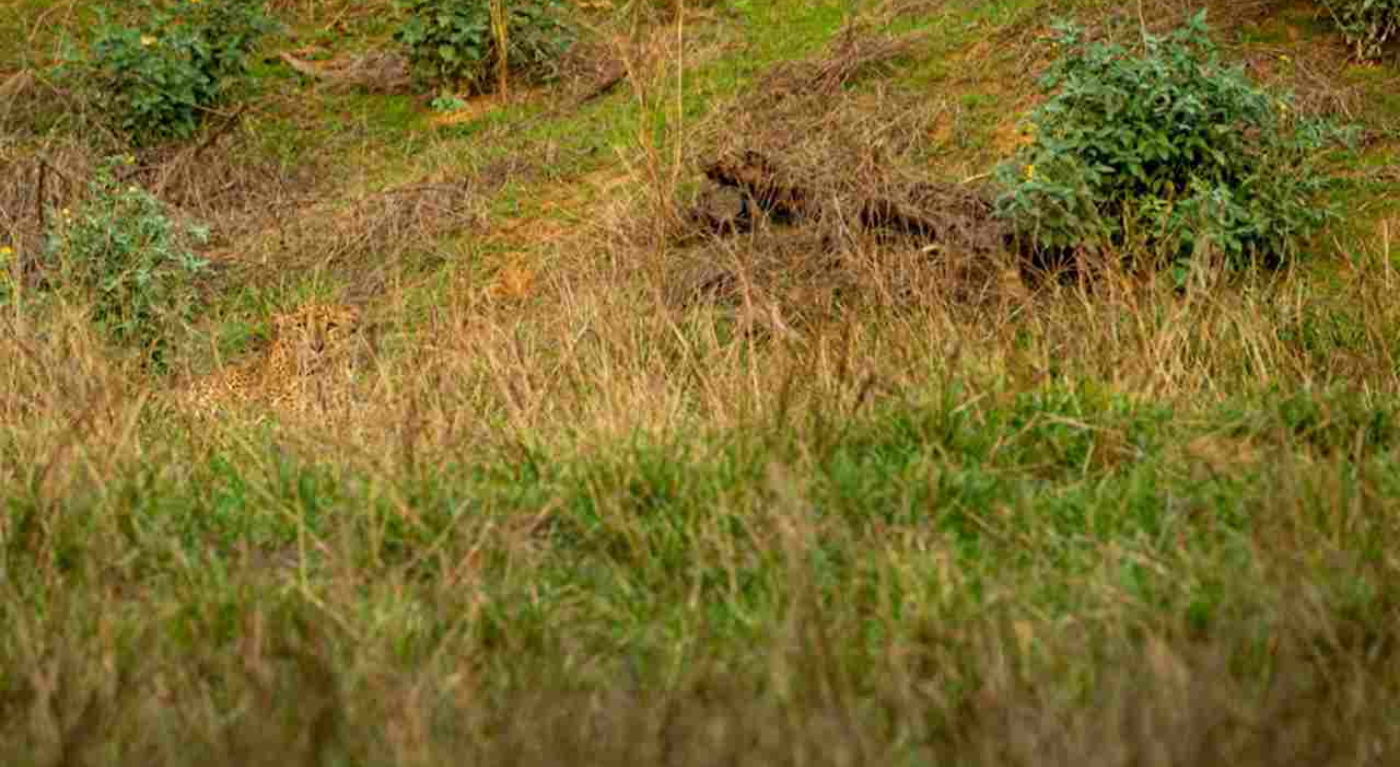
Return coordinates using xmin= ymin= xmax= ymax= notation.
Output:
xmin=430 ymin=93 xmax=470 ymax=111
xmin=1324 ymin=0 xmax=1400 ymax=60
xmin=995 ymin=12 xmax=1348 ymax=278
xmin=60 ymin=0 xmax=276 ymax=145
xmin=42 ymin=157 xmax=209 ymax=370
xmin=395 ymin=0 xmax=574 ymax=92
xmin=0 ymin=245 xmax=16 ymax=306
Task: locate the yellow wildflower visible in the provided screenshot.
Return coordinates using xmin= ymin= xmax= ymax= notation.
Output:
xmin=140 ymin=35 xmax=157 ymax=46
xmin=0 ymin=246 xmax=13 ymax=259
xmin=1024 ymin=164 xmax=1036 ymax=181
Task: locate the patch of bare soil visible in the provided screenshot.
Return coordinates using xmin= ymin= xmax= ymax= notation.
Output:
xmin=428 ymin=91 xmax=527 ymax=129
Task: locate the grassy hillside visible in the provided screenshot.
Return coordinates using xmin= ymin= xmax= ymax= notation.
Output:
xmin=2 ymin=0 xmax=1400 ymax=764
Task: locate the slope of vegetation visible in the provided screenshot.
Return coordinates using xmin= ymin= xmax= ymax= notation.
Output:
xmin=2 ymin=0 xmax=1400 ymax=764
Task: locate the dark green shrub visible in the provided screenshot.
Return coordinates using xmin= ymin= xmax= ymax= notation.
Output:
xmin=1324 ymin=0 xmax=1400 ymax=60
xmin=60 ymin=0 xmax=276 ymax=145
xmin=43 ymin=157 xmax=209 ymax=370
xmin=995 ymin=12 xmax=1348 ymax=279
xmin=394 ymin=0 xmax=574 ymax=92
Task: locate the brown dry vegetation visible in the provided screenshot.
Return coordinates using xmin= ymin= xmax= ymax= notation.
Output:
xmin=3 ymin=0 xmax=1400 ymax=764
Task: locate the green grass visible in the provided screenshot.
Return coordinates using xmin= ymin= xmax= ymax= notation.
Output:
xmin=4 ymin=381 xmax=1399 ymax=762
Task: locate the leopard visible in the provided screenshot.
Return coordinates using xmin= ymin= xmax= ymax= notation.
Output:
xmin=184 ymin=302 xmax=363 ymax=419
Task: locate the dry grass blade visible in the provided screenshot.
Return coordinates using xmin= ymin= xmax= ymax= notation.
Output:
xmin=0 ymin=69 xmax=37 ymax=125
xmin=812 ymin=28 xmax=932 ymax=94
xmin=278 ymin=51 xmax=413 ymax=94
xmin=0 ymin=141 xmax=92 ymax=280
xmin=210 ymin=178 xmax=482 ymax=295
xmin=764 ymin=25 xmax=932 ymax=95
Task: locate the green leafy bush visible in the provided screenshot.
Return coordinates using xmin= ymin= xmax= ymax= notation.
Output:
xmin=0 ymin=244 xmax=16 ymax=307
xmin=394 ymin=0 xmax=573 ymax=92
xmin=61 ymin=0 xmax=276 ymax=145
xmin=43 ymin=157 xmax=209 ymax=369
xmin=1324 ymin=0 xmax=1400 ymax=60
xmin=995 ymin=12 xmax=1347 ymax=277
